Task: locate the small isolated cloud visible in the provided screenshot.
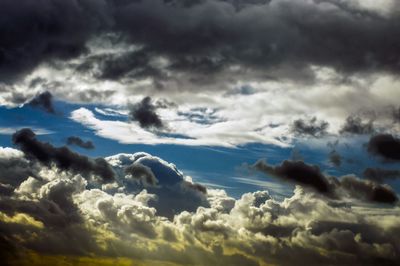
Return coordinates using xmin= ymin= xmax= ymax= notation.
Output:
xmin=129 ymin=97 xmax=164 ymax=129
xmin=291 ymin=117 xmax=329 ymax=138
xmin=328 ymin=150 xmax=342 ymax=167
xmin=327 ymin=139 xmax=342 ymax=167
xmin=66 ymin=136 xmax=95 ymax=150
xmin=340 ymin=116 xmax=374 ymax=135
xmin=27 ymin=91 xmax=55 ymax=114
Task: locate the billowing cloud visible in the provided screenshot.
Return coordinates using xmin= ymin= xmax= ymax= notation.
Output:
xmin=66 ymin=136 xmax=95 ymax=150
xmin=106 ymin=152 xmax=208 ymax=218
xmin=0 ymin=147 xmax=399 ymax=265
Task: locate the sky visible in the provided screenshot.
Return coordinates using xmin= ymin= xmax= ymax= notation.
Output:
xmin=1 ymin=0 xmax=400 ymax=265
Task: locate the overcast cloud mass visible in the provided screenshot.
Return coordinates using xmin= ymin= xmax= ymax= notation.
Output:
xmin=1 ymin=0 xmax=400 ymax=265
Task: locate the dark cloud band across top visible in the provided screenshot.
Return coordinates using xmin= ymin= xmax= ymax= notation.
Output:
xmin=2 ymin=0 xmax=400 ymax=85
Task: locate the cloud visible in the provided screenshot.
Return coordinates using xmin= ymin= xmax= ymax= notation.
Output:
xmin=252 ymin=159 xmax=398 ymax=204
xmin=129 ymin=97 xmax=164 ymax=129
xmin=70 ymin=107 xmax=290 ymax=147
xmin=363 ymin=167 xmax=400 ymax=183
xmin=106 ymin=152 xmax=208 ymax=219
xmin=1 ymin=147 xmax=400 ymax=265
xmin=66 ymin=136 xmax=95 ymax=150
xmin=339 ymin=175 xmax=398 ymax=204
xmin=392 ymin=106 xmax=400 ymax=123
xmin=291 ymin=117 xmax=329 ymax=138
xmin=327 ymin=140 xmax=342 ymax=167
xmin=328 ymin=150 xmax=342 ymax=167
xmin=340 ymin=116 xmax=374 ymax=135
xmin=0 ymin=0 xmax=103 ymax=83
xmin=1 ymin=0 xmax=400 ymax=87
xmin=252 ymin=159 xmax=331 ymax=193
xmin=125 ymin=162 xmax=159 ymax=187
xmin=12 ymin=128 xmax=114 ymax=182
xmin=367 ymin=134 xmax=400 ymax=161
xmin=27 ymin=91 xmax=55 ymax=114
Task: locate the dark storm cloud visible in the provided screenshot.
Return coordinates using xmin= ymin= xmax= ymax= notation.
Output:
xmin=129 ymin=97 xmax=164 ymax=129
xmin=0 ymin=0 xmax=107 ymax=82
xmin=252 ymin=159 xmax=398 ymax=203
xmin=291 ymin=117 xmax=329 ymax=138
xmin=2 ymin=0 xmax=400 ymax=85
xmin=253 ymin=159 xmax=331 ymax=193
xmin=78 ymin=50 xmax=164 ymax=81
xmin=12 ymin=129 xmax=114 ymax=182
xmin=66 ymin=136 xmax=95 ymax=150
xmin=0 ymin=155 xmax=39 ymax=189
xmin=367 ymin=134 xmax=400 ymax=162
xmin=340 ymin=175 xmax=398 ymax=204
xmin=363 ymin=167 xmax=400 ymax=183
xmin=27 ymin=91 xmax=55 ymax=114
xmin=340 ymin=116 xmax=374 ymax=135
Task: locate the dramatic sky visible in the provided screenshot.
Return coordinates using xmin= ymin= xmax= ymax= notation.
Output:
xmin=1 ymin=0 xmax=400 ymax=265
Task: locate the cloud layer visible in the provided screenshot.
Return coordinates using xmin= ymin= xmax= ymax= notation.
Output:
xmin=1 ymin=143 xmax=400 ymax=265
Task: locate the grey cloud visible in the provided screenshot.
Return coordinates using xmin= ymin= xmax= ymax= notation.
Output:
xmin=253 ymin=159 xmax=331 ymax=193
xmin=252 ymin=159 xmax=398 ymax=204
xmin=291 ymin=117 xmax=329 ymax=138
xmin=66 ymin=136 xmax=95 ymax=150
xmin=12 ymin=128 xmax=114 ymax=182
xmin=328 ymin=150 xmax=342 ymax=167
xmin=363 ymin=167 xmax=400 ymax=183
xmin=0 ymin=0 xmax=106 ymax=83
xmin=2 ymin=0 xmax=400 ymax=88
xmin=129 ymin=96 xmax=164 ymax=129
xmin=339 ymin=175 xmax=398 ymax=204
xmin=327 ymin=141 xmax=342 ymax=167
xmin=392 ymin=106 xmax=400 ymax=123
xmin=125 ymin=162 xmax=159 ymax=186
xmin=367 ymin=133 xmax=400 ymax=162
xmin=340 ymin=116 xmax=374 ymax=135
xmin=27 ymin=91 xmax=55 ymax=114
